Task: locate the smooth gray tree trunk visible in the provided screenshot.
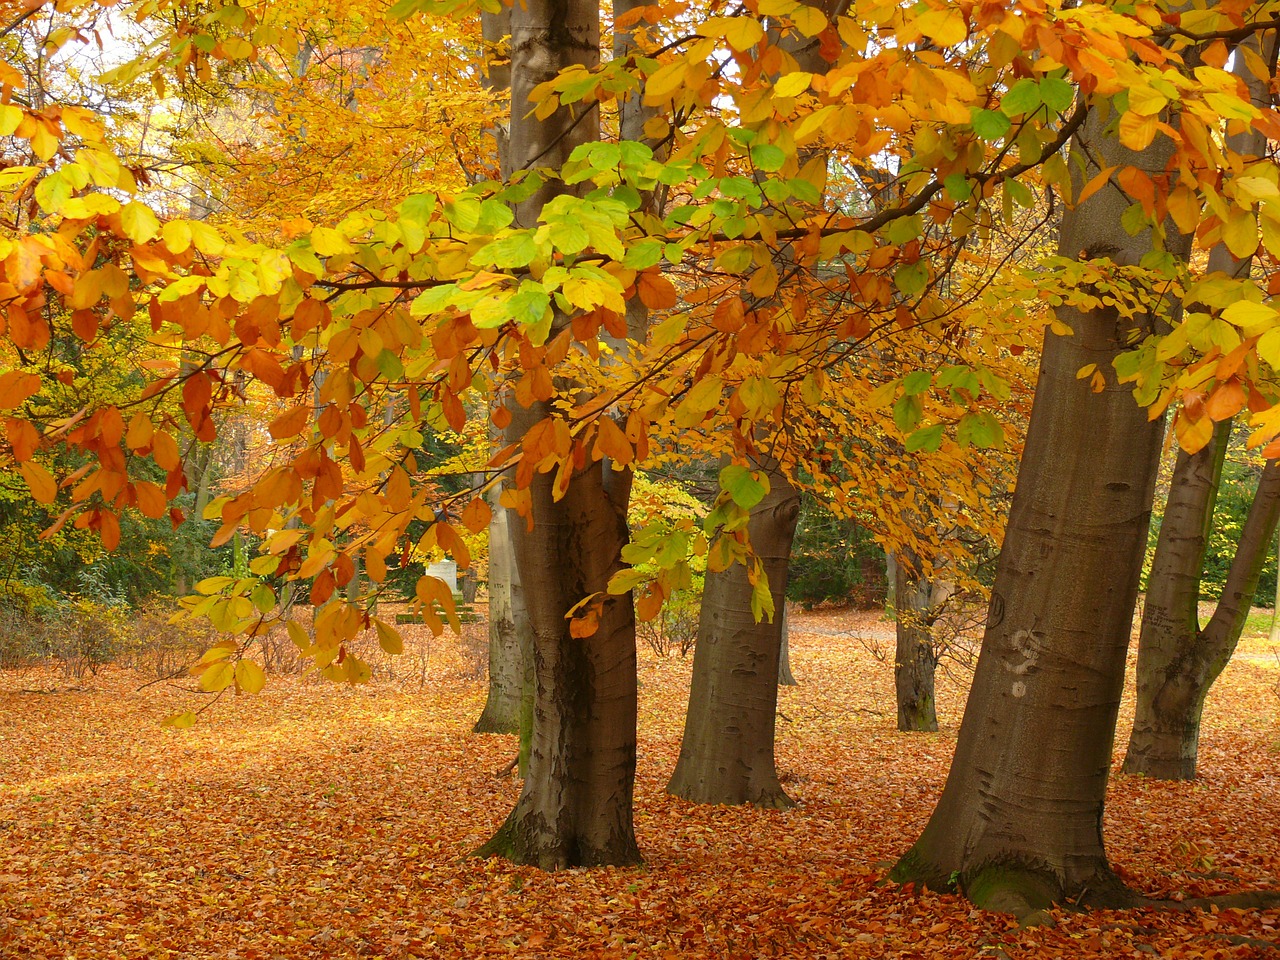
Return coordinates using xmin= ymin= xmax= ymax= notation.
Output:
xmin=476 ymin=0 xmax=641 ymax=868
xmin=668 ymin=456 xmax=800 ymax=808
xmin=892 ymin=103 xmax=1189 ymax=914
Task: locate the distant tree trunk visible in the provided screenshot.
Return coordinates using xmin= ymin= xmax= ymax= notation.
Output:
xmin=475 ymin=0 xmax=640 ymax=868
xmin=892 ymin=104 xmax=1189 ymax=914
xmin=471 ymin=1 xmax=530 ymax=739
xmin=473 ymin=490 xmax=529 ymax=734
xmin=667 ymin=0 xmax=836 ymax=809
xmin=1124 ymin=447 xmax=1280 ymax=778
xmin=1272 ymin=524 xmax=1280 ymax=644
xmin=778 ymin=608 xmax=796 ymax=685
xmin=667 ymin=455 xmax=800 ymax=808
xmin=1124 ymin=36 xmax=1276 ymax=781
xmin=884 ymin=549 xmax=897 ymax=615
xmin=894 ymin=553 xmax=940 ymax=733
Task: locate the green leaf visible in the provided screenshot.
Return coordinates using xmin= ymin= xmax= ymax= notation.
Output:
xmin=971 ymin=109 xmax=1011 ymax=142
xmin=719 ymin=464 xmax=768 ymax=510
xmin=902 ymin=370 xmax=932 ymax=395
xmin=894 ymin=261 xmax=929 ymax=297
xmin=904 ymin=423 xmax=945 ymax=453
xmin=1040 ymin=76 xmax=1075 ymax=113
xmin=749 ymin=144 xmax=787 ymax=172
xmin=1120 ymin=202 xmax=1150 ymax=236
xmin=956 ymin=411 xmax=1004 ymax=448
xmin=893 ymin=394 xmax=923 ymax=433
xmin=478 ymin=233 xmax=537 ymax=269
xmin=943 ymin=174 xmax=972 ymax=202
xmin=1000 ymin=78 xmax=1042 ymax=117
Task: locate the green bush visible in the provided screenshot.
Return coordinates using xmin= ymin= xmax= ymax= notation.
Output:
xmin=787 ymin=495 xmax=887 ymax=608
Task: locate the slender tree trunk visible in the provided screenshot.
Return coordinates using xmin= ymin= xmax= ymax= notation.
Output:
xmin=1123 ymin=33 xmax=1275 ymax=780
xmin=894 ymin=554 xmax=939 ymax=733
xmin=1124 ymin=455 xmax=1280 ymax=778
xmin=1271 ymin=523 xmax=1280 ymax=643
xmin=891 ymin=104 xmax=1189 ymax=914
xmin=778 ymin=608 xmax=797 ymax=685
xmin=885 ymin=549 xmax=897 ymax=616
xmin=471 ymin=8 xmax=532 ymax=738
xmin=667 ymin=0 xmax=838 ymax=808
xmin=474 ymin=488 xmax=530 ymax=734
xmin=667 ymin=456 xmax=800 ymax=808
xmin=475 ymin=0 xmax=641 ymax=868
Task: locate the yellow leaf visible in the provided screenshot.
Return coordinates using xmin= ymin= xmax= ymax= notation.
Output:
xmin=235 ymin=659 xmax=266 ymax=694
xmin=0 ymin=103 xmax=21 ymax=136
xmin=1117 ymin=112 xmax=1158 ymax=151
xmin=286 ymin=620 xmax=310 ymax=650
xmin=914 ymin=7 xmax=967 ymax=45
xmin=198 ymin=660 xmax=236 ymax=693
xmin=774 ymin=72 xmax=813 ymax=98
xmin=790 ymin=4 xmax=827 ymax=36
xmin=311 ymin=226 xmax=354 ymax=257
xmin=162 ymin=220 xmax=193 ymax=254
xmin=161 ymin=712 xmax=196 ymax=729
xmin=1221 ymin=207 xmax=1258 ymax=259
xmin=724 ymin=16 xmax=764 ymax=51
xmin=644 ymin=61 xmax=689 ymax=105
xmin=375 ymin=620 xmax=404 ymax=655
xmin=1175 ymin=412 xmax=1214 ymax=454
xmin=118 ymin=201 xmax=160 ymax=243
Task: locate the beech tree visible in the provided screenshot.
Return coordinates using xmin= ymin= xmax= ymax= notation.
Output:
xmin=1122 ymin=34 xmax=1280 ymax=780
xmin=892 ymin=102 xmax=1188 ymax=913
xmin=1124 ymin=429 xmax=1280 ymax=778
xmin=7 ymin=0 xmax=1280 ymax=901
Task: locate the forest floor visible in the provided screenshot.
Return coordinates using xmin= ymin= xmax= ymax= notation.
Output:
xmin=0 ymin=606 xmax=1277 ymax=959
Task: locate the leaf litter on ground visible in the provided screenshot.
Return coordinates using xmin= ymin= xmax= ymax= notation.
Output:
xmin=0 ymin=605 xmax=1275 ymax=958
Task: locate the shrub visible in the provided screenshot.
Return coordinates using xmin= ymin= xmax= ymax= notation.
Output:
xmin=637 ymin=587 xmax=700 ymax=658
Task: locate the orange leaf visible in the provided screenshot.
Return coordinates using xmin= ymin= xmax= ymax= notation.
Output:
xmin=19 ymin=460 xmax=57 ymax=504
xmin=7 ymin=417 xmax=39 ymax=462
xmin=595 ymin=415 xmax=633 ymax=466
xmin=151 ymin=431 xmax=181 ymax=471
xmin=1204 ymin=379 xmax=1246 ymax=422
xmin=637 ymin=269 xmax=678 ymax=310
xmin=269 ymin=406 xmax=310 ymax=440
xmin=460 ymin=496 xmax=492 ymax=534
xmin=0 ymin=371 xmax=39 ymax=409
xmin=134 ymin=480 xmax=168 ymax=519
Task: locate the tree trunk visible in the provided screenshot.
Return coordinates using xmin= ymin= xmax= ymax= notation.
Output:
xmin=1124 ymin=454 xmax=1280 ymax=778
xmin=475 ymin=0 xmax=641 ymax=868
xmin=473 ymin=490 xmax=530 ymax=734
xmin=891 ymin=105 xmax=1188 ymax=914
xmin=667 ymin=456 xmax=800 ymax=808
xmin=1123 ymin=33 xmax=1275 ymax=781
xmin=1271 ymin=522 xmax=1280 ymax=643
xmin=477 ymin=426 xmax=639 ymax=865
xmin=894 ymin=555 xmax=939 ymax=733
xmin=778 ymin=607 xmax=797 ymax=685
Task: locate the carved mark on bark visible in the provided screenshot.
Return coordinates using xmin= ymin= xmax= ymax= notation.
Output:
xmin=1003 ymin=629 xmax=1044 ymax=698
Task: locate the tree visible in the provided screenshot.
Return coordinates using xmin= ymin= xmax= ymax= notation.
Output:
xmin=1122 ymin=33 xmax=1280 ymax=780
xmin=1124 ymin=433 xmax=1280 ymax=778
xmin=892 ymin=102 xmax=1190 ymax=914
xmin=472 ymin=0 xmax=641 ymax=867
xmin=667 ymin=453 xmax=800 ymax=808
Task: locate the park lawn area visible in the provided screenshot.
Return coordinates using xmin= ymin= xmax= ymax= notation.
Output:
xmin=0 ymin=609 xmax=1276 ymax=959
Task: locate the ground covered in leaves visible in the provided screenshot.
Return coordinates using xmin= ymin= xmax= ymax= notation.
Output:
xmin=0 ymin=607 xmax=1277 ymax=958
